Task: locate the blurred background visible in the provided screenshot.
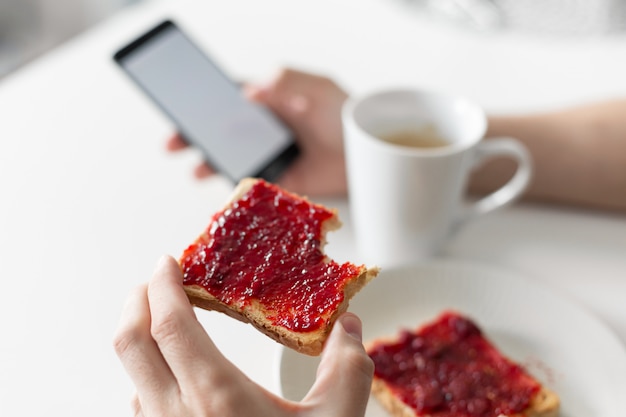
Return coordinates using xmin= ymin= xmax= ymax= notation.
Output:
xmin=401 ymin=0 xmax=626 ymax=35
xmin=0 ymin=0 xmax=143 ymax=78
xmin=2 ymin=0 xmax=626 ymax=79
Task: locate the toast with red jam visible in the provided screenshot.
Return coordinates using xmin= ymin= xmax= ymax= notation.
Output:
xmin=179 ymin=178 xmax=378 ymax=356
xmin=366 ymin=311 xmax=560 ymax=417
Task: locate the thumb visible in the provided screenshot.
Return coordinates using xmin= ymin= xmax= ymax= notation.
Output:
xmin=245 ymin=82 xmax=310 ymax=117
xmin=243 ymin=84 xmax=268 ymax=103
xmin=304 ymin=313 xmax=374 ymax=416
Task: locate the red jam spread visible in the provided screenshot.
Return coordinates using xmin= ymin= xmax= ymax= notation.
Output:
xmin=180 ymin=180 xmax=362 ymax=332
xmin=368 ymin=312 xmax=541 ymax=417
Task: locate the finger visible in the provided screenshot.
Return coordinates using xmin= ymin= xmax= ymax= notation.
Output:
xmin=263 ymin=69 xmax=313 ymax=113
xmin=113 ymin=284 xmax=177 ymax=411
xmin=243 ymin=84 xmax=268 ymax=102
xmin=147 ymin=256 xmax=241 ymax=390
xmin=166 ymin=134 xmax=218 ymax=179
xmin=166 ymin=134 xmax=188 ymax=152
xmin=245 ymin=80 xmax=311 ymax=114
xmin=193 ymin=163 xmax=215 ymax=178
xmin=304 ymin=313 xmax=374 ymax=416
xmin=130 ymin=393 xmax=144 ymax=417
xmin=245 ymin=83 xmax=309 ymax=141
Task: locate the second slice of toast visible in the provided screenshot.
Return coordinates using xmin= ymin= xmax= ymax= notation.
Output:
xmin=366 ymin=311 xmax=560 ymax=417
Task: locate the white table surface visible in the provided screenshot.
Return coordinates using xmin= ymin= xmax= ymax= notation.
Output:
xmin=1 ymin=0 xmax=625 ymax=415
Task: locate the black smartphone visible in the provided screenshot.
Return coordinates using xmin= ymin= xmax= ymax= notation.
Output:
xmin=113 ymin=20 xmax=299 ymax=183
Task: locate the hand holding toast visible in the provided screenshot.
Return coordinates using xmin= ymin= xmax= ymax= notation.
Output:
xmin=114 ymin=256 xmax=373 ymax=417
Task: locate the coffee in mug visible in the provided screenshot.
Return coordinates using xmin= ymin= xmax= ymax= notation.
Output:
xmin=379 ymin=125 xmax=449 ymax=149
xmin=342 ymin=88 xmax=532 ymax=267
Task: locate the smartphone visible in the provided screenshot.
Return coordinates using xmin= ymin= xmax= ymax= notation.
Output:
xmin=113 ymin=20 xmax=299 ymax=183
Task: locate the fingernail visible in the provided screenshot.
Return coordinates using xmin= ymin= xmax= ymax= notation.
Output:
xmin=339 ymin=314 xmax=363 ymax=342
xmin=155 ymin=255 xmax=171 ymax=272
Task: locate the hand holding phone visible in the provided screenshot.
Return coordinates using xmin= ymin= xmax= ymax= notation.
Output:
xmin=114 ymin=20 xmax=299 ymax=183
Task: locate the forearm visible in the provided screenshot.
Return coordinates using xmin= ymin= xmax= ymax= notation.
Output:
xmin=470 ymin=100 xmax=626 ymax=212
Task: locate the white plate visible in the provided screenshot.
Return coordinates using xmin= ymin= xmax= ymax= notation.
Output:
xmin=278 ymin=260 xmax=626 ymax=417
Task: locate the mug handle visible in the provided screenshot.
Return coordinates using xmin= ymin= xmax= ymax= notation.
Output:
xmin=458 ymin=138 xmax=532 ymax=225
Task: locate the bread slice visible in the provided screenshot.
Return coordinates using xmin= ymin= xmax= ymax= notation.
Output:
xmin=366 ymin=311 xmax=560 ymax=417
xmin=179 ymin=178 xmax=378 ymax=356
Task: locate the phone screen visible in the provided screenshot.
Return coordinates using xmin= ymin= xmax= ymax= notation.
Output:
xmin=114 ymin=21 xmax=297 ymax=182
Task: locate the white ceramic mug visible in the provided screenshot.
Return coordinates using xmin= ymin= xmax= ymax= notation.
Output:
xmin=342 ymin=89 xmax=532 ymax=267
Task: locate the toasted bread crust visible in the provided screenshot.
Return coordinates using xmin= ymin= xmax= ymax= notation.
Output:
xmin=185 ymin=264 xmax=378 ymax=355
xmin=524 ymin=387 xmax=560 ymax=417
xmin=182 ymin=178 xmax=378 ymax=356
